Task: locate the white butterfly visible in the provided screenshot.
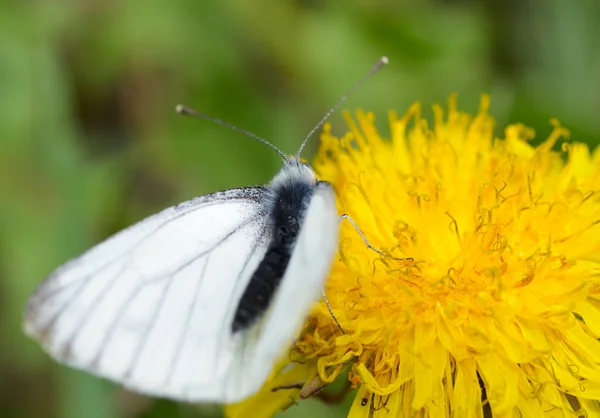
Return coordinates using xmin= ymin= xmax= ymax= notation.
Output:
xmin=23 ymin=57 xmax=388 ymax=403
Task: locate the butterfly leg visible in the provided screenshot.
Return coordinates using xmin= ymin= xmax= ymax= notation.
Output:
xmin=339 ymin=214 xmax=411 ymax=261
xmin=322 ymin=214 xmax=413 ymax=335
xmin=321 ymin=287 xmax=345 ymax=334
xmin=320 ymin=214 xmax=377 ymax=335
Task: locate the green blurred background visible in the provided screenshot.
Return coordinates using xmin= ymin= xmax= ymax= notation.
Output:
xmin=1 ymin=1 xmax=599 ymax=417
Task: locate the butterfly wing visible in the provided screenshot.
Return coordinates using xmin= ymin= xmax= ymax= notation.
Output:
xmin=221 ymin=181 xmax=339 ymax=401
xmin=24 ymin=187 xmax=274 ymax=402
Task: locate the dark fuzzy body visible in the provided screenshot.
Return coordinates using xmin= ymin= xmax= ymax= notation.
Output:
xmin=231 ymin=176 xmax=314 ymax=333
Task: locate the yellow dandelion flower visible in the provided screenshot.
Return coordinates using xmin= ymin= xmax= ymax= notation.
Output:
xmin=227 ymin=95 xmax=600 ymax=417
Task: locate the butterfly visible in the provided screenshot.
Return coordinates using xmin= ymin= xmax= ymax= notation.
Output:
xmin=23 ymin=57 xmax=388 ymax=403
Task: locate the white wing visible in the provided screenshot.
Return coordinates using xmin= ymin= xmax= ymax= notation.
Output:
xmin=220 ymin=182 xmax=339 ymax=401
xmin=24 ymin=187 xmax=277 ymax=402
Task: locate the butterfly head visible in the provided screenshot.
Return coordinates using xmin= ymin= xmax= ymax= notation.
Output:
xmin=269 ymin=157 xmax=317 ymax=192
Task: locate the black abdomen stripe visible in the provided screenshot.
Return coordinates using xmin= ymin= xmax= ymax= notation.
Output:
xmin=231 ymin=178 xmax=314 ymax=333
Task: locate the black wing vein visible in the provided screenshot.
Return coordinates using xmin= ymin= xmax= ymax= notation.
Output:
xmin=88 ymin=216 xmax=261 ymax=369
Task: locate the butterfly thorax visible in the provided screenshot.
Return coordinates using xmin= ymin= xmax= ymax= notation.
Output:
xmin=231 ymin=158 xmax=318 ymax=333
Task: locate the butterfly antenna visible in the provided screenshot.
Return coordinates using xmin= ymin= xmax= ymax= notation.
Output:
xmin=175 ymin=105 xmax=288 ymax=161
xmin=296 ymin=56 xmax=389 ymax=157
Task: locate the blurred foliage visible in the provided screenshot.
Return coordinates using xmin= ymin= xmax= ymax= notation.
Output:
xmin=0 ymin=0 xmax=599 ymax=417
